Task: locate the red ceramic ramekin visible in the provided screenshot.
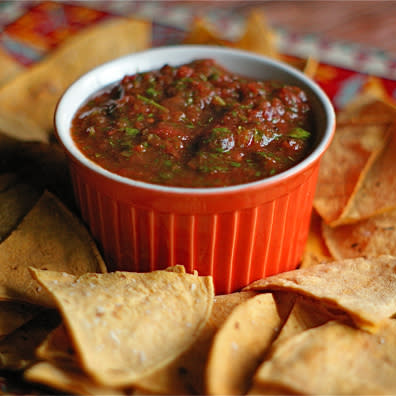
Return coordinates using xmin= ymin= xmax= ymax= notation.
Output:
xmin=55 ymin=45 xmax=335 ymax=294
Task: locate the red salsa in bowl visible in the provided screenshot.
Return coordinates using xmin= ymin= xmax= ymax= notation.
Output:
xmin=71 ymin=59 xmax=313 ymax=187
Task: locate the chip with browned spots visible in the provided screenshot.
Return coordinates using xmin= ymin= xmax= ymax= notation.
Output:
xmin=334 ymin=123 xmax=396 ymax=224
xmin=30 ymin=268 xmax=214 ymax=388
xmin=0 ymin=17 xmax=151 ymax=142
xmin=0 ymin=191 xmax=107 ymax=307
xmin=314 ymin=122 xmax=391 ymax=225
xmin=133 ymin=291 xmax=257 ymax=395
xmin=205 ymin=292 xmax=294 ymax=396
xmin=337 ymin=93 xmax=396 ymax=125
xmin=245 ymin=255 xmax=396 ymax=332
xmin=250 ymin=319 xmax=396 ymax=395
xmin=322 ymin=209 xmax=396 ymax=260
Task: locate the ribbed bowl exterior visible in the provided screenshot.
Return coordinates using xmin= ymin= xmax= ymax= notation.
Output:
xmin=70 ymin=160 xmax=319 ymax=294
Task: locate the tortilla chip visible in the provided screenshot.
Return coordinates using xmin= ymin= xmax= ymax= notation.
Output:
xmin=0 ymin=136 xmax=72 ymax=208
xmin=236 ymin=10 xmax=279 ymax=58
xmin=314 ymin=122 xmax=390 ymax=225
xmin=272 ymin=296 xmax=349 ymax=349
xmin=133 ymin=291 xmax=256 ymax=395
xmin=36 ymin=324 xmax=75 ymax=364
xmin=0 ymin=191 xmax=107 ymax=307
xmin=25 ymin=361 xmax=124 ymax=396
xmin=0 ymin=47 xmax=23 ymax=86
xmin=252 ymin=319 xmax=396 ymax=395
xmin=30 ymin=268 xmax=214 ymax=388
xmin=205 ymin=292 xmax=294 ymax=396
xmin=323 ymin=209 xmax=396 ymax=260
xmin=337 ymin=93 xmax=396 ymax=125
xmin=183 ymin=10 xmax=278 ymax=59
xmin=300 ymin=210 xmax=333 ymax=268
xmin=0 ymin=182 xmax=41 ymax=242
xmin=0 ymin=301 xmax=42 ymax=338
xmin=245 ymin=255 xmax=396 ymax=332
xmin=335 ymin=123 xmax=396 ymax=224
xmin=183 ymin=17 xmax=229 ymax=46
xmin=0 ymin=17 xmax=151 ymax=141
xmin=0 ymin=309 xmax=60 ymax=370
xmin=34 ymin=291 xmax=254 ymax=396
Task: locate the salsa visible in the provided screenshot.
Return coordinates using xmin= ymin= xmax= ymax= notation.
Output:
xmin=72 ymin=59 xmax=313 ymax=187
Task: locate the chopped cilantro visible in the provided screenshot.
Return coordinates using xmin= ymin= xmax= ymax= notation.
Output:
xmin=137 ymin=94 xmax=169 ymax=112
xmin=125 ymin=127 xmax=140 ymax=136
xmin=288 ymin=127 xmax=311 ymax=140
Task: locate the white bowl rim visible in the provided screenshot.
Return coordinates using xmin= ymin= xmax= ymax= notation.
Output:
xmin=55 ymin=44 xmax=336 ymax=195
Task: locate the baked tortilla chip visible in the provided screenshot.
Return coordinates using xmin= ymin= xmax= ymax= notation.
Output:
xmin=36 ymin=324 xmax=75 ymax=364
xmin=236 ymin=10 xmax=279 ymax=58
xmin=30 ymin=268 xmax=214 ymax=388
xmin=0 ymin=17 xmax=151 ymax=141
xmin=183 ymin=10 xmax=278 ymax=59
xmin=323 ymin=209 xmax=396 ymax=260
xmin=0 ymin=191 xmax=106 ymax=307
xmin=0 ymin=182 xmax=41 ymax=242
xmin=335 ymin=123 xmax=396 ymax=224
xmin=272 ymin=296 xmax=349 ymax=349
xmin=314 ymin=122 xmax=390 ymax=225
xmin=0 ymin=301 xmax=42 ymax=338
xmin=0 ymin=136 xmax=72 ymax=207
xmin=0 ymin=47 xmax=23 ymax=86
xmin=337 ymin=92 xmax=396 ymax=125
xmin=252 ymin=319 xmax=396 ymax=395
xmin=300 ymin=210 xmax=333 ymax=268
xmin=183 ymin=18 xmax=229 ymax=46
xmin=25 ymin=361 xmax=124 ymax=396
xmin=206 ymin=292 xmax=294 ymax=396
xmin=245 ymin=255 xmax=396 ymax=332
xmin=0 ymin=309 xmax=60 ymax=370
xmin=133 ymin=291 xmax=256 ymax=395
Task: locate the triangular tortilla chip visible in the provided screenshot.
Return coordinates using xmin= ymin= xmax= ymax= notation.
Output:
xmin=133 ymin=291 xmax=256 ymax=395
xmin=0 ymin=301 xmax=42 ymax=338
xmin=25 ymin=361 xmax=124 ymax=396
xmin=314 ymin=122 xmax=390 ymax=225
xmin=337 ymin=93 xmax=396 ymax=125
xmin=300 ymin=210 xmax=333 ymax=268
xmin=205 ymin=292 xmax=294 ymax=396
xmin=30 ymin=268 xmax=214 ymax=388
xmin=236 ymin=10 xmax=279 ymax=58
xmin=0 ymin=191 xmax=107 ymax=306
xmin=0 ymin=309 xmax=60 ymax=370
xmin=245 ymin=255 xmax=396 ymax=332
xmin=0 ymin=17 xmax=150 ymax=141
xmin=252 ymin=320 xmax=396 ymax=395
xmin=36 ymin=324 xmax=76 ymax=364
xmin=323 ymin=209 xmax=396 ymax=260
xmin=183 ymin=17 xmax=229 ymax=46
xmin=335 ymin=123 xmax=396 ymax=224
xmin=0 ymin=135 xmax=72 ymax=208
xmin=272 ymin=296 xmax=350 ymax=349
xmin=0 ymin=182 xmax=41 ymax=242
